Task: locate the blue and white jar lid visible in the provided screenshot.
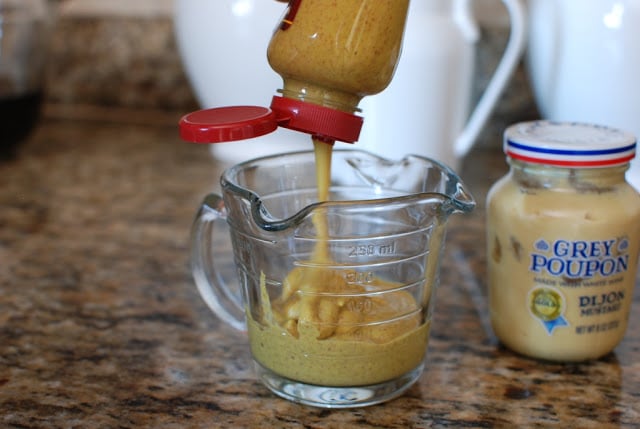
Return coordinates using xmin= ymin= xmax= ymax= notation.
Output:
xmin=504 ymin=121 xmax=637 ymax=168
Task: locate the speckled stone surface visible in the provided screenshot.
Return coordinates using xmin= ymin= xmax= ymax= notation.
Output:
xmin=45 ymin=15 xmax=198 ymax=112
xmin=1 ymin=112 xmax=639 ymax=428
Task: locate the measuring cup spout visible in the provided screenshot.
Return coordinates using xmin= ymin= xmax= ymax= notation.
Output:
xmin=223 ymin=151 xmax=475 ymax=233
xmin=439 ymin=168 xmax=476 ymax=216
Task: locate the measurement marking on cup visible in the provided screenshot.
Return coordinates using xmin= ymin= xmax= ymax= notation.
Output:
xmin=344 ymin=271 xmax=374 ymax=285
xmin=348 ymin=242 xmax=397 ymax=258
xmin=347 ymin=298 xmax=374 ymax=314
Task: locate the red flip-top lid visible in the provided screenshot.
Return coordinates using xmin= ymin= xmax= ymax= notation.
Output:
xmin=179 ymin=96 xmax=363 ymax=144
xmin=179 ymin=106 xmax=277 ymax=143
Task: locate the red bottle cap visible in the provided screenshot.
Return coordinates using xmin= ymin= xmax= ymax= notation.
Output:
xmin=179 ymin=97 xmax=363 ymax=144
xmin=269 ymin=96 xmax=362 ymax=143
xmin=179 ymin=106 xmax=278 ymax=143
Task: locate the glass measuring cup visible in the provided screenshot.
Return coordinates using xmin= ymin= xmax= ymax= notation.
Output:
xmin=191 ymin=149 xmax=475 ymax=408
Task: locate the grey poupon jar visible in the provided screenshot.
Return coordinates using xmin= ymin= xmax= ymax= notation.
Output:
xmin=487 ymin=121 xmax=640 ymax=362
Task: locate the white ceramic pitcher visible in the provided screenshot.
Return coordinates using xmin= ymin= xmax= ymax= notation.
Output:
xmin=174 ymin=0 xmax=307 ymax=163
xmin=526 ymin=0 xmax=640 ymax=189
xmin=359 ymin=0 xmax=526 ymax=170
xmin=174 ymin=0 xmax=527 ymax=169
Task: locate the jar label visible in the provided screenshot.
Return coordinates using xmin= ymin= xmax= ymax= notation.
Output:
xmin=280 ymin=0 xmax=302 ymax=30
xmin=526 ymin=236 xmax=631 ymax=336
xmin=529 ymin=238 xmax=630 ymax=279
xmin=528 ymin=286 xmax=569 ymax=334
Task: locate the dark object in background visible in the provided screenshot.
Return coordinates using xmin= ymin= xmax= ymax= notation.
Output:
xmin=0 ymin=0 xmax=50 ymax=159
xmin=0 ymin=91 xmax=44 ymax=159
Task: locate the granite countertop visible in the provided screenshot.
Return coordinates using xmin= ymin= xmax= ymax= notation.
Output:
xmin=1 ymin=109 xmax=639 ymax=428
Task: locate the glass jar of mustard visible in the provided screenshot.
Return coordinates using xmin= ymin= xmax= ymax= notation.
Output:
xmin=487 ymin=121 xmax=640 ymax=362
xmin=267 ymin=0 xmax=410 ymax=114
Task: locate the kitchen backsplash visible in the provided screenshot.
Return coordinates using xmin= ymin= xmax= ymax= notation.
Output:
xmin=46 ymin=0 xmax=195 ymax=112
xmin=46 ymin=0 xmax=538 ymax=145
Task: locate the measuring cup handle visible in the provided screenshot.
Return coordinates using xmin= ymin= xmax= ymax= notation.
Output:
xmin=191 ymin=193 xmax=247 ymax=331
xmin=455 ymin=0 xmax=527 ymax=157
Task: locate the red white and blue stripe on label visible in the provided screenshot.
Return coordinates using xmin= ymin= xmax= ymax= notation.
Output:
xmin=504 ymin=121 xmax=637 ymax=168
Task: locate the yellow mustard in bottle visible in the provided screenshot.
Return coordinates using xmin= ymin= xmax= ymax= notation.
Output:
xmin=487 ymin=121 xmax=640 ymax=362
xmin=267 ymin=0 xmax=410 ymax=114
